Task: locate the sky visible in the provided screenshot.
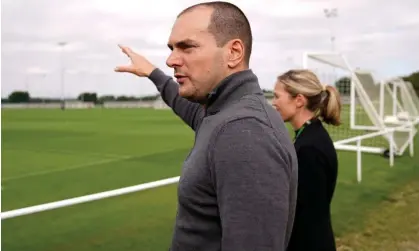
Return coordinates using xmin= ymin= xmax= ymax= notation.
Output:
xmin=1 ymin=0 xmax=419 ymax=98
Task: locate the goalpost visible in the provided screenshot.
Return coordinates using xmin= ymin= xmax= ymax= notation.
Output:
xmin=302 ymin=51 xmax=418 ymax=182
xmin=384 ymin=78 xmax=419 ymax=123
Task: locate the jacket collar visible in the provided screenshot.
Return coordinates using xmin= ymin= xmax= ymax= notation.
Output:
xmin=205 ymin=69 xmax=262 ymax=115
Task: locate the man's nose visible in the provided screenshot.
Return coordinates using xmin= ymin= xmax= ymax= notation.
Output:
xmin=166 ymin=51 xmax=182 ymax=68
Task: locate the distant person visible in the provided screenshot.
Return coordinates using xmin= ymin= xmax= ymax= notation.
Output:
xmin=115 ymin=1 xmax=298 ymax=251
xmin=272 ymin=69 xmax=341 ymax=251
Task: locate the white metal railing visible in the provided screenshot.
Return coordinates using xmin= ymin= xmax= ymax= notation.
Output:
xmin=334 ymin=120 xmax=418 ymax=183
xmin=1 ymin=176 xmax=180 ymax=220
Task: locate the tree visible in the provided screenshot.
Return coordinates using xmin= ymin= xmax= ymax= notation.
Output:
xmin=116 ymin=95 xmax=130 ymax=101
xmin=261 ymin=89 xmax=274 ymax=98
xmin=8 ymin=91 xmax=30 ymax=103
xmin=402 ymin=71 xmax=419 ymax=97
xmin=97 ymin=95 xmax=116 ymax=104
xmin=140 ymin=94 xmax=160 ymax=101
xmin=77 ymin=92 xmax=98 ymax=103
xmin=334 ymin=76 xmax=351 ymax=95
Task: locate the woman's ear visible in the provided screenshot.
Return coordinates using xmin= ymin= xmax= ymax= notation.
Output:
xmin=295 ymin=94 xmax=306 ymax=108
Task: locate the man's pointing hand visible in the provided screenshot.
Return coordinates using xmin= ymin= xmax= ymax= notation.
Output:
xmin=114 ymin=44 xmax=156 ymax=77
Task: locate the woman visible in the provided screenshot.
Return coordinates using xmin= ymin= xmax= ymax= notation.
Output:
xmin=272 ymin=69 xmax=341 ymax=251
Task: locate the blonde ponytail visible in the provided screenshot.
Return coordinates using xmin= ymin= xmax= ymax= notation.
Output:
xmin=320 ymin=85 xmax=342 ymax=126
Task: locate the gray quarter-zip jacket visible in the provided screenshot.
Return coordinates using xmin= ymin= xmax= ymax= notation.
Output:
xmin=148 ymin=68 xmax=298 ymax=251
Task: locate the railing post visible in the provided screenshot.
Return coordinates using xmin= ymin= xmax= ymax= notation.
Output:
xmin=409 ymin=123 xmax=414 ymax=157
xmin=389 ymin=130 xmax=394 ymax=167
xmin=357 ymin=139 xmax=362 ymax=183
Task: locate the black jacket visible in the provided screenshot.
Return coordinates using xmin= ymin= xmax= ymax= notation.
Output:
xmin=286 ymin=118 xmax=338 ymax=251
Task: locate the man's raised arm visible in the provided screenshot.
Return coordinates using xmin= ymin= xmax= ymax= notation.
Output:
xmin=114 ymin=44 xmax=204 ymax=131
xmin=148 ymin=68 xmax=204 ymax=131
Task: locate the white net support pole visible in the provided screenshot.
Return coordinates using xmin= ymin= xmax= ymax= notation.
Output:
xmin=350 ymin=77 xmax=356 ymax=128
xmin=409 ymin=118 xmax=418 ymax=157
xmin=379 ymin=80 xmax=385 ymax=119
xmin=389 ymin=131 xmax=394 ymax=167
xmin=357 ymin=139 xmax=362 ymax=183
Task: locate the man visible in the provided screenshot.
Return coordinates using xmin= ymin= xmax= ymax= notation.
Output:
xmin=115 ymin=1 xmax=298 ymax=251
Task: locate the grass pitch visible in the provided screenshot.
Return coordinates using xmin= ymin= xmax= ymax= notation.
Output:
xmin=1 ymin=107 xmax=418 ymax=251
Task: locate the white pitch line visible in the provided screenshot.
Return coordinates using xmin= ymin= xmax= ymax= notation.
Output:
xmin=5 ymin=147 xmax=131 ymax=159
xmin=2 ymin=156 xmax=133 ymax=182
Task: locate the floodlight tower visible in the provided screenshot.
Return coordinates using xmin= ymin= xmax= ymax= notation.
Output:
xmin=25 ymin=67 xmax=48 ymax=100
xmin=58 ymin=42 xmax=67 ymax=110
xmin=323 ymin=8 xmax=338 ymax=51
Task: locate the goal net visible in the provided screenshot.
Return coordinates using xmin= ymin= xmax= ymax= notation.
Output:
xmin=405 ymin=81 xmax=419 ymax=114
xmin=385 ymin=78 xmax=419 ymax=123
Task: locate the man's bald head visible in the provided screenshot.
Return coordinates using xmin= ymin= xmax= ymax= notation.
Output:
xmin=178 ymin=1 xmax=253 ymax=66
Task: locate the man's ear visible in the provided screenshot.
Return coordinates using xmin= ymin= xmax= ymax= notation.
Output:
xmin=295 ymin=94 xmax=306 ymax=108
xmin=227 ymin=39 xmax=245 ymax=68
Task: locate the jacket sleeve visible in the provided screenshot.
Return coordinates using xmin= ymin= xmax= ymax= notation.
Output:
xmin=148 ymin=68 xmax=205 ymax=131
xmin=209 ymin=118 xmax=292 ymax=251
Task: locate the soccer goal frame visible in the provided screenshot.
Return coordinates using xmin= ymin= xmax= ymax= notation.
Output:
xmin=302 ymin=51 xmax=418 ymax=157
